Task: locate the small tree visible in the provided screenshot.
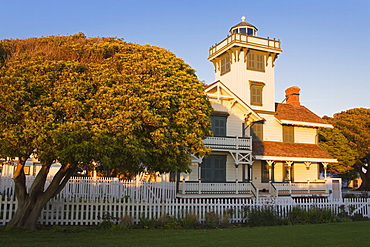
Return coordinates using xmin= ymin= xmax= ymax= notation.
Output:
xmin=0 ymin=34 xmax=212 ymax=229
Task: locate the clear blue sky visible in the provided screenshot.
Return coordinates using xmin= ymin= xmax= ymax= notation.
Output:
xmin=1 ymin=0 xmax=369 ymax=117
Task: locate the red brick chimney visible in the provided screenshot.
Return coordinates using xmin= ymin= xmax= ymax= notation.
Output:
xmin=285 ymin=86 xmax=301 ymax=107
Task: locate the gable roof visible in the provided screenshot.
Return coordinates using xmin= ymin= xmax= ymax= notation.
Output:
xmin=253 ymin=141 xmax=337 ymax=163
xmin=205 ymin=81 xmax=263 ymax=124
xmin=275 ymin=103 xmax=333 ymax=128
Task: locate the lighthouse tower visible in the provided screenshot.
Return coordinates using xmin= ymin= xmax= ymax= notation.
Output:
xmin=208 ymin=16 xmax=282 ymax=112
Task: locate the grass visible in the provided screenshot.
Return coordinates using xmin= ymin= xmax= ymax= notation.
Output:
xmin=1 ymin=221 xmax=369 ymax=247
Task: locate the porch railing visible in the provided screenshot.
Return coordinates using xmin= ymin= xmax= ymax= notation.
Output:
xmin=272 ymin=181 xmax=328 ymax=195
xmin=203 ymin=136 xmax=251 ymax=150
xmin=179 ymin=181 xmax=254 ymax=195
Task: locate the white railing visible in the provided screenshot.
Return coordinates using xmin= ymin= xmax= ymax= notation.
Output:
xmin=0 ymin=176 xmax=176 ymax=201
xmin=273 ymin=182 xmax=327 ymax=194
xmin=209 ymin=33 xmax=281 ymax=58
xmin=203 ymin=136 xmax=251 ymax=150
xmin=1 ymin=196 xmax=369 ymax=226
xmin=269 ymin=182 xmax=278 ymax=198
xmin=179 ymin=181 xmax=252 ymax=195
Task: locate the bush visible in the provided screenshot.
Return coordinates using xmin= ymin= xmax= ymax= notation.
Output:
xmin=139 ymin=216 xmax=157 ymax=229
xmin=180 ymin=212 xmax=199 ymax=229
xmin=287 ymin=206 xmax=336 ymax=225
xmin=204 ymin=211 xmax=220 ymax=229
xmin=97 ymin=213 xmax=119 ymax=230
xmin=245 ymin=206 xmax=285 ymax=227
xmin=157 ymin=214 xmax=174 ymax=229
xmin=119 ymin=214 xmax=134 ymax=229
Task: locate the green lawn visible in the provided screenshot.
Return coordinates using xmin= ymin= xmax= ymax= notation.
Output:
xmin=1 ymin=221 xmax=368 ymax=247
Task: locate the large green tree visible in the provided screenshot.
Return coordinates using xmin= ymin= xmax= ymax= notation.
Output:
xmin=318 ymin=127 xmax=358 ymax=184
xmin=322 ymin=108 xmax=370 ymax=190
xmin=0 ymin=34 xmax=212 ymax=229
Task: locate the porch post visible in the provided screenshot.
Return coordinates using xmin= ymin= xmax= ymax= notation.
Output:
xmin=198 ymin=163 xmax=202 ymax=194
xmin=235 ymin=164 xmax=239 ymax=194
xmin=267 ymin=160 xmax=274 ymax=182
xmin=249 ymin=164 xmax=252 ymax=182
xmin=304 ymin=162 xmax=312 ymax=182
xmin=285 ymin=161 xmax=293 ymax=194
xmin=286 ymin=161 xmax=293 ymax=182
xmin=322 ymin=162 xmax=328 ymax=179
xmin=182 ymin=179 xmax=186 ymax=195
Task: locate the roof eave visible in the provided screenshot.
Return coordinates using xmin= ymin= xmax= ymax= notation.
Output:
xmin=276 ymin=119 xmax=334 ymax=128
xmin=254 ymin=155 xmax=338 ymax=163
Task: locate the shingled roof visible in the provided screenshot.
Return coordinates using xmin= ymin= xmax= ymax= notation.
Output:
xmin=275 ymin=103 xmax=331 ymax=126
xmin=253 ymin=141 xmax=336 ymax=161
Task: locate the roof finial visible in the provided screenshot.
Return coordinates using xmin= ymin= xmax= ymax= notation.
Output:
xmin=241 ymin=16 xmax=246 ymax=22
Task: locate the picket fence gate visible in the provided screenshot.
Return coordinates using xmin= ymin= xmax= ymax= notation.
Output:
xmin=1 ymin=195 xmax=370 ymax=226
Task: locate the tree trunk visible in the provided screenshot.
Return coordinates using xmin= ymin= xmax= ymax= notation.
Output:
xmin=356 ymin=162 xmax=370 ymax=191
xmin=6 ymin=162 xmax=76 ymax=230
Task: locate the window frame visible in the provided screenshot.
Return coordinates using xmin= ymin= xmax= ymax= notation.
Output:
xmin=250 ymin=81 xmax=264 ymax=106
xmin=220 ymin=53 xmax=231 ymax=75
xmin=261 ymin=161 xmax=269 ymax=183
xmin=251 ymin=122 xmax=263 ymax=141
xmin=210 ymin=113 xmax=228 ymax=137
xmin=283 ymin=125 xmax=295 ymax=143
xmin=247 ymin=51 xmax=265 ymax=72
xmin=201 ymin=155 xmax=227 ymax=182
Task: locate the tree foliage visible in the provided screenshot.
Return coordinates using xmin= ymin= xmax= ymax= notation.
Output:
xmin=321 ymin=108 xmax=370 ymax=189
xmin=318 ymin=127 xmax=358 ymax=174
xmin=0 ymin=34 xmax=212 ymax=229
xmin=324 ymin=108 xmax=370 ymax=159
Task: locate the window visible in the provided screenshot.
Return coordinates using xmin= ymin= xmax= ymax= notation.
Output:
xmin=247 ymin=28 xmax=254 ymax=36
xmin=247 ymin=51 xmax=265 ymax=72
xmin=250 ymin=83 xmax=263 ymax=106
xmin=261 ymin=161 xmax=269 ymax=183
xmin=239 ymin=28 xmax=246 ymax=35
xmin=283 ymin=125 xmax=294 ymax=143
xmin=24 ymin=166 xmax=31 ymax=175
xmin=211 ymin=114 xmax=227 ymax=137
xmin=221 ymin=54 xmax=231 ymax=75
xmin=251 ymin=122 xmax=263 ymax=141
xmin=201 ymin=155 xmax=227 ymax=182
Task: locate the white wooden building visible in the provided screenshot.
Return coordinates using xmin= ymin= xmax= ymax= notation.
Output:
xmin=177 ymin=17 xmax=338 ymax=198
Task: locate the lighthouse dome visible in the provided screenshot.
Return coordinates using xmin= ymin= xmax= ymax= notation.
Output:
xmin=229 ymin=16 xmax=258 ymax=36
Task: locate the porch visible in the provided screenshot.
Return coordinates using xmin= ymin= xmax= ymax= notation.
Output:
xmin=176 ymin=180 xmax=332 ymax=199
xmin=270 ymin=181 xmax=329 ymax=197
xmin=177 ymin=180 xmax=258 ymax=198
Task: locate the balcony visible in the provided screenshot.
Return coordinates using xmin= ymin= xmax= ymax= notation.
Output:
xmin=209 ymin=33 xmax=282 ymax=60
xmin=203 ymin=136 xmax=251 ymax=150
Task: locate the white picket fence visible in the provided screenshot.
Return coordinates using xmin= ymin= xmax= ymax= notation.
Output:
xmin=0 ymin=176 xmax=176 ymax=201
xmin=1 ymin=195 xmax=370 ymax=226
